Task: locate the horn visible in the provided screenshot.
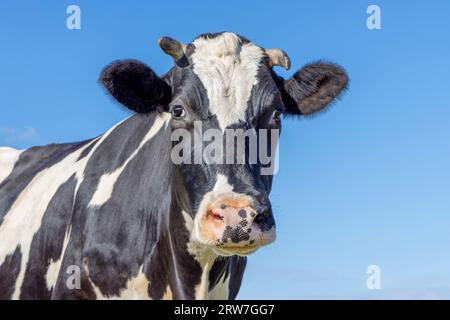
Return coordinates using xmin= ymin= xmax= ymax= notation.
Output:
xmin=265 ymin=48 xmax=291 ymax=70
xmin=158 ymin=36 xmax=189 ymax=67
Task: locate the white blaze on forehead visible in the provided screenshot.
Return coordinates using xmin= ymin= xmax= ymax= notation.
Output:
xmin=0 ymin=147 xmax=23 ymax=185
xmin=191 ymin=32 xmax=264 ymax=130
xmin=212 ymin=173 xmax=234 ymax=194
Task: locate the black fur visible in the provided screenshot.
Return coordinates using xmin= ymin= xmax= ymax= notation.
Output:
xmin=100 ymin=60 xmax=172 ymax=113
xmin=280 ymin=62 xmax=348 ymax=116
xmin=0 ymin=246 xmax=21 ymax=299
xmin=0 ymin=141 xmax=90 ymax=227
xmin=20 ymin=175 xmax=77 ymax=299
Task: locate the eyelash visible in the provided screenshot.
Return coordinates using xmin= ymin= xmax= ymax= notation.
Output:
xmin=273 ymin=110 xmax=282 ymax=122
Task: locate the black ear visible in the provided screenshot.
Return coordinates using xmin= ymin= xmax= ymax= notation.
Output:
xmin=100 ymin=59 xmax=171 ymax=113
xmin=281 ymin=62 xmax=348 ymax=116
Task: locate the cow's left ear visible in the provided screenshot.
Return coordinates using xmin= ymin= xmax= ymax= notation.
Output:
xmin=280 ymin=62 xmax=349 ymax=116
xmin=100 ymin=59 xmax=171 ymax=113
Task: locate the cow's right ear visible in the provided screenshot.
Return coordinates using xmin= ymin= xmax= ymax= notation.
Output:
xmin=100 ymin=59 xmax=171 ymax=113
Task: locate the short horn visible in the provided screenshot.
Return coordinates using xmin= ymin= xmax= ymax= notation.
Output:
xmin=265 ymin=48 xmax=291 ymax=70
xmin=158 ymin=36 xmax=189 ymax=67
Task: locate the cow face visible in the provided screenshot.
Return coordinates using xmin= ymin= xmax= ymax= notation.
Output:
xmin=101 ymin=32 xmax=348 ymax=256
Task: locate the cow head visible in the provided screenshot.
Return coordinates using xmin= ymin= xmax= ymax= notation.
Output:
xmin=100 ymin=32 xmax=348 ymax=257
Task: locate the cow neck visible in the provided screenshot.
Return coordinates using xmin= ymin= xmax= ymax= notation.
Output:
xmin=159 ymin=178 xmax=226 ymax=300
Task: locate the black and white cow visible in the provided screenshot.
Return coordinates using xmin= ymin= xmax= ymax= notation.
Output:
xmin=0 ymin=32 xmax=348 ymax=299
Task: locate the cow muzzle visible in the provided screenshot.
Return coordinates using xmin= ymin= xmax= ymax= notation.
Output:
xmin=195 ymin=197 xmax=276 ymax=256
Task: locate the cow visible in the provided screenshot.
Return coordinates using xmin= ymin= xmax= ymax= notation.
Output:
xmin=0 ymin=32 xmax=348 ymax=300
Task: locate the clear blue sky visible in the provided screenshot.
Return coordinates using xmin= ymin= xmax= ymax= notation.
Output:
xmin=1 ymin=1 xmax=449 ymax=299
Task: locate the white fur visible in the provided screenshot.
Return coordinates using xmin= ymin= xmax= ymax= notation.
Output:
xmin=0 ymin=117 xmax=128 ymax=299
xmin=181 ymin=210 xmax=194 ymax=233
xmin=44 ymin=119 xmax=131 ymax=295
xmin=209 ymin=272 xmax=230 ymax=300
xmin=186 ymin=173 xmax=247 ymax=300
xmin=195 ymin=261 xmax=212 ymax=300
xmin=73 ymin=118 xmax=130 ymax=198
xmin=192 ymin=173 xmax=232 ymax=245
xmin=45 ymin=226 xmax=71 ymax=291
xmin=0 ymin=143 xmax=94 ymax=299
xmin=192 ymin=173 xmax=251 ymax=247
xmin=89 ymin=113 xmax=170 ymax=207
xmin=193 ymin=258 xmax=230 ymax=300
xmin=0 ymin=147 xmax=23 ymax=184
xmin=191 ymin=32 xmax=264 ymax=130
xmin=86 ymin=264 xmax=151 ymax=300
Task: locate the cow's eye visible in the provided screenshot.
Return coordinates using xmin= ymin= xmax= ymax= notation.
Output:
xmin=172 ymin=105 xmax=186 ymax=118
xmin=273 ymin=110 xmax=282 ymax=123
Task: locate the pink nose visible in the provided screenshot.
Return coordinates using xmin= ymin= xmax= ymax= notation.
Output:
xmin=207 ymin=204 xmax=258 ymax=246
xmin=209 ymin=205 xmax=256 ymax=228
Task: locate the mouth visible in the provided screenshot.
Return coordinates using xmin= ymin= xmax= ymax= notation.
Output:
xmin=211 ymin=233 xmax=275 ymax=256
xmin=212 ymin=244 xmax=260 ymax=256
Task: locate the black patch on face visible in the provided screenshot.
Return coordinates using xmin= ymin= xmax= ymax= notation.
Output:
xmin=0 ymin=246 xmax=21 ymax=299
xmin=238 ymin=209 xmax=247 ymax=219
xmin=254 ymin=211 xmax=275 ymax=232
xmin=19 ymin=175 xmax=77 ymax=299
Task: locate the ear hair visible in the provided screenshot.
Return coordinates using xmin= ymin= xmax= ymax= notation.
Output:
xmin=282 ymin=62 xmax=349 ymax=116
xmin=100 ymin=59 xmax=171 ymax=113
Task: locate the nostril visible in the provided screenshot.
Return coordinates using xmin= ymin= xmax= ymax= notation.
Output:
xmin=207 ymin=210 xmax=224 ymax=221
xmin=253 ymin=206 xmax=274 ymax=231
xmin=238 ymin=209 xmax=247 ymax=219
xmin=253 ymin=213 xmax=266 ymax=225
xmin=256 ymin=206 xmax=271 ymax=217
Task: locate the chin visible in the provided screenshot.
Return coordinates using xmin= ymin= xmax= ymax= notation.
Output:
xmin=198 ymin=228 xmax=277 ymax=257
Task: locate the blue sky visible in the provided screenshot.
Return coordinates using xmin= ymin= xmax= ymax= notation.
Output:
xmin=1 ymin=1 xmax=449 ymax=299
